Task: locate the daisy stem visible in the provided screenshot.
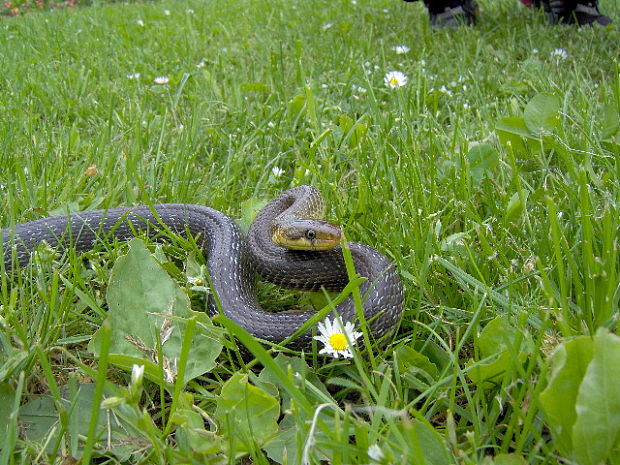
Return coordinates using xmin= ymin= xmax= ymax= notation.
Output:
xmin=340 ymin=231 xmax=377 ymax=372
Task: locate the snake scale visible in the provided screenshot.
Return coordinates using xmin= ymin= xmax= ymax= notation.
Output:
xmin=1 ymin=186 xmax=404 ymax=347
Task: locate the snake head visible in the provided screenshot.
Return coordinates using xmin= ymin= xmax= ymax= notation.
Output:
xmin=272 ymin=219 xmax=341 ymax=251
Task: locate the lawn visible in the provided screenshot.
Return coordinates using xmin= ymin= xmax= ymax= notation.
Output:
xmin=1 ymin=0 xmax=619 ymax=463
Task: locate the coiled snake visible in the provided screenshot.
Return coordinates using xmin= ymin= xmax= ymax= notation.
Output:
xmin=1 ymin=186 xmax=403 ymax=347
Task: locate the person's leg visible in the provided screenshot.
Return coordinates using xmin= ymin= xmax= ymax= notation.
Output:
xmin=542 ymin=0 xmax=611 ymax=25
xmin=422 ymin=0 xmax=479 ymax=27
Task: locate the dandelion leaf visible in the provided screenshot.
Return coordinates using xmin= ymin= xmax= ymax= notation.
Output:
xmin=539 ymin=335 xmax=593 ymax=456
xmin=89 ymin=238 xmax=222 ymax=386
xmin=572 ymin=328 xmax=620 ymax=465
xmin=214 ymin=373 xmax=280 ymax=452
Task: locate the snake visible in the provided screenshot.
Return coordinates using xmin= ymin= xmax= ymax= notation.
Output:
xmin=1 ymin=185 xmax=404 ymax=347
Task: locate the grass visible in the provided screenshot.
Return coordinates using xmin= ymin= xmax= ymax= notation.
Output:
xmin=0 ymin=0 xmax=619 ymax=463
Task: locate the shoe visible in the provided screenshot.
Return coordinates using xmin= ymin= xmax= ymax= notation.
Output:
xmin=544 ymin=0 xmax=612 ymax=25
xmin=428 ymin=0 xmax=479 ymax=27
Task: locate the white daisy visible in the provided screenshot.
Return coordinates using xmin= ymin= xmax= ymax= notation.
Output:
xmin=153 ymin=76 xmax=170 ymax=84
xmin=551 ymin=48 xmax=568 ymax=60
xmin=136 ymin=19 xmax=145 ymax=27
xmin=126 ymin=72 xmax=140 ymax=80
xmin=163 ymin=9 xmax=171 ymax=15
xmin=314 ymin=317 xmax=362 ymax=359
xmin=391 ymin=45 xmax=410 ymax=55
xmin=367 ymin=444 xmax=385 ymax=462
xmin=384 ymin=70 xmax=408 ymax=89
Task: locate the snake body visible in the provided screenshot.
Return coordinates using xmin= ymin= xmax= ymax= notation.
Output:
xmin=1 ymin=186 xmax=403 ymax=346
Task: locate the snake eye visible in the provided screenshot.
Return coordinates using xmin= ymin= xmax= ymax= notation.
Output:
xmin=305 ymin=229 xmax=316 ymax=240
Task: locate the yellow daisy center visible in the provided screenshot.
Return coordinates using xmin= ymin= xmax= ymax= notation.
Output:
xmin=390 ymin=77 xmax=399 ymax=86
xmin=329 ymin=333 xmax=348 ymax=351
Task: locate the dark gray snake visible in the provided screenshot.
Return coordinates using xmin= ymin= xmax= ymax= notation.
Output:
xmin=1 ymin=186 xmax=404 ymax=347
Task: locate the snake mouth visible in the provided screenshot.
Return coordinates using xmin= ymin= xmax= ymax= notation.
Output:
xmin=271 ymin=219 xmax=342 ymax=251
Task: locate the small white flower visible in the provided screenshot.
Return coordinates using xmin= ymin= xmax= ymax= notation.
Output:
xmin=322 ymin=22 xmax=333 ymax=30
xmin=126 ymin=72 xmax=140 ymax=80
xmin=196 ymin=58 xmax=207 ymax=68
xmin=163 ymin=9 xmax=170 ymax=15
xmin=551 ymin=48 xmax=568 ymax=60
xmin=384 ymin=70 xmax=408 ymax=89
xmin=314 ymin=317 xmax=362 ymax=359
xmin=271 ymin=166 xmax=285 ymax=178
xmin=351 ymin=84 xmax=367 ymax=94
xmin=439 ymin=85 xmax=453 ymax=97
xmin=391 ymin=45 xmax=410 ymax=54
xmin=131 ymin=364 xmax=145 ymax=387
xmin=153 ymin=76 xmax=170 ymax=84
xmin=463 ymin=103 xmax=471 ymax=109
xmin=136 ymin=19 xmax=145 ymax=27
xmin=368 ymin=444 xmax=385 ymax=462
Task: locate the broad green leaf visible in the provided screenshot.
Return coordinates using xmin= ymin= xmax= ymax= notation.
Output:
xmin=339 ymin=113 xmax=354 ymax=134
xmin=505 ymin=190 xmax=528 ymax=224
xmin=539 ymin=335 xmax=593 ymax=456
xmin=467 ymin=316 xmax=533 ymax=387
xmin=440 ymin=232 xmax=469 ymax=257
xmin=258 ymin=354 xmax=333 ymax=407
xmin=476 ymin=315 xmax=530 ymax=356
xmin=263 ymin=411 xmax=338 ymax=465
xmin=263 ymin=422 xmax=298 ymax=465
xmin=405 ymin=418 xmax=452 ymax=465
xmin=466 ymin=143 xmax=499 ymax=186
xmin=495 ymin=117 xmax=530 ymax=152
xmin=600 ymin=104 xmax=619 ymax=139
xmin=287 ymin=93 xmax=306 ymax=120
xmin=239 ymin=196 xmax=268 ymax=234
xmin=572 ymin=328 xmax=620 ymax=465
xmin=415 ymin=340 xmax=452 ymax=372
xmin=172 ymin=398 xmax=229 ymax=457
xmin=394 ymin=345 xmax=438 ymax=380
xmin=89 ymin=239 xmax=222 ymax=386
xmin=467 ymin=352 xmax=513 ymax=386
xmin=214 ymin=373 xmax=280 ymax=451
xmin=524 ymin=93 xmax=561 ymax=134
xmin=19 ymin=383 xmax=136 ymax=460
